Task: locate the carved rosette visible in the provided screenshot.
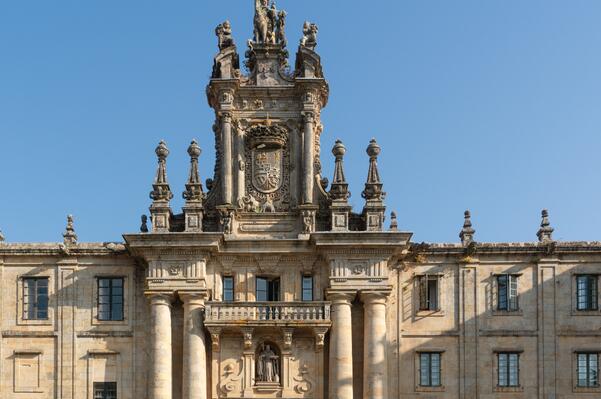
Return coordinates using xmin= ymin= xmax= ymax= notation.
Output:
xmin=243 ymin=124 xmax=290 ymax=211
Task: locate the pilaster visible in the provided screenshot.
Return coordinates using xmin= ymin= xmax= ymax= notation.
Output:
xmin=459 ymin=259 xmax=479 ymax=399
xmin=58 ymin=257 xmax=78 ymax=399
xmin=537 ymin=256 xmax=558 ymax=399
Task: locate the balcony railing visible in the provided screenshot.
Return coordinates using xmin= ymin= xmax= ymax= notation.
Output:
xmin=204 ymin=301 xmax=331 ymax=326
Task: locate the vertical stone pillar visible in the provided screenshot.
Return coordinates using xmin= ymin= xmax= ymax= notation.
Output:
xmin=537 ymin=258 xmax=557 ymax=399
xmin=328 ymin=292 xmax=354 ymax=399
xmin=459 ymin=264 xmax=478 ymax=399
xmin=235 ymin=121 xmax=246 ymax=204
xmin=149 ymin=294 xmax=173 ymax=399
xmin=221 ymin=112 xmax=233 ymax=205
xmin=361 ymin=292 xmax=388 ymax=399
xmin=181 ymin=293 xmax=207 ymax=399
xmin=302 ymin=112 xmax=315 ymax=205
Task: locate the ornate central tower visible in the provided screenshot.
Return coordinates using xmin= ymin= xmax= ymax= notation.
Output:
xmin=205 ymin=2 xmax=329 ymax=237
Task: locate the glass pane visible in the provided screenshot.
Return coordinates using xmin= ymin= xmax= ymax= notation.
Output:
xmin=223 ymin=277 xmax=234 ymax=302
xmin=428 ymin=279 xmax=438 ymax=310
xmin=420 ymin=354 xmax=430 ymax=386
xmin=302 ymin=276 xmax=313 ymax=301
xmin=509 ymin=276 xmax=518 ymax=310
xmin=419 ymin=277 xmax=428 ymax=310
xmin=509 ymin=354 xmax=519 ymax=386
xmin=256 ymin=278 xmax=268 ymax=301
xmin=112 ymin=304 xmax=123 ymax=321
xmin=112 ymin=278 xmax=123 ymax=287
xmin=431 ymin=353 xmax=441 ymax=386
xmin=498 ymin=354 xmax=508 ymax=386
xmin=497 ymin=275 xmax=508 ymax=310
xmin=98 ymin=279 xmax=109 ymax=288
xmin=592 ymin=278 xmax=598 ymax=310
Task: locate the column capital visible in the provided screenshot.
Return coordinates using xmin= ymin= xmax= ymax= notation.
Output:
xmin=179 ymin=291 xmax=209 ymax=306
xmin=359 ymin=290 xmax=390 ymax=305
xmin=146 ymin=292 xmax=175 ymax=306
xmin=326 ymin=290 xmax=356 ymax=304
xmin=302 ymin=111 xmax=315 ymax=123
xmin=220 ymin=111 xmax=233 ymax=122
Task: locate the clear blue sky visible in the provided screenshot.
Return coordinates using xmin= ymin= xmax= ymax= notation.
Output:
xmin=1 ymin=1 xmax=600 ymax=244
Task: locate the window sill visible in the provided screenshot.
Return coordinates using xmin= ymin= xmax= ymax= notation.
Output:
xmin=17 ymin=319 xmax=52 ymax=326
xmin=491 ymin=309 xmax=523 ymax=317
xmin=415 ymin=385 xmax=445 ymax=392
xmin=571 ymin=310 xmax=601 ymax=317
xmin=573 ymin=386 xmax=601 ymax=393
xmin=92 ymin=318 xmax=128 ymax=327
xmin=416 ymin=310 xmax=445 ymax=317
xmin=495 ymin=386 xmax=523 ymax=393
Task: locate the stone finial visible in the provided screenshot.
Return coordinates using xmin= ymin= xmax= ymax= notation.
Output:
xmin=63 ymin=215 xmax=77 ymax=245
xmin=459 ymin=210 xmax=476 ymax=246
xmin=140 ymin=215 xmax=149 ymax=233
xmin=300 ymin=21 xmax=318 ymax=50
xmin=149 ymin=140 xmax=173 ymax=203
xmin=182 ymin=140 xmax=204 ymax=203
xmin=0 ymin=229 xmax=5 ymax=242
xmin=361 ymin=139 xmax=386 ymax=202
xmin=537 ymin=209 xmax=554 ymax=243
xmin=329 ymin=140 xmax=350 ymax=201
xmin=389 ymin=212 xmax=399 ymax=231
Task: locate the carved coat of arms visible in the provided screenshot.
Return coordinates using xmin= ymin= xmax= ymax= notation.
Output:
xmin=252 ymin=146 xmax=283 ymax=193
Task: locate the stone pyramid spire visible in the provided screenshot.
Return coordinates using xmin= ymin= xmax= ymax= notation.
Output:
xmin=362 ymin=139 xmax=385 ymax=202
xmin=459 ymin=210 xmax=476 ymax=245
xmin=183 ymin=140 xmax=205 ymax=232
xmin=362 ymin=139 xmax=386 ymax=231
xmin=149 ymin=141 xmax=173 ymax=232
xmin=329 ymin=140 xmax=349 ymax=201
xmin=537 ymin=209 xmax=554 ymax=243
xmin=63 ymin=214 xmax=77 ymax=245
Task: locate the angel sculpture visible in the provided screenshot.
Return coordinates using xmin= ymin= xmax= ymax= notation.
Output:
xmin=300 ymin=21 xmax=319 ymax=50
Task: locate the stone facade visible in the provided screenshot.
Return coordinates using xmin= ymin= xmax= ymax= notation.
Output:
xmin=1 ymin=3 xmax=601 ymax=399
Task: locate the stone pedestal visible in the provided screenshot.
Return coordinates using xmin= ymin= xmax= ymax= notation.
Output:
xmin=181 ymin=293 xmax=207 ymax=399
xmin=149 ymin=294 xmax=174 ymax=399
xmin=361 ymin=292 xmax=388 ymax=399
xmin=328 ymin=292 xmax=354 ymax=399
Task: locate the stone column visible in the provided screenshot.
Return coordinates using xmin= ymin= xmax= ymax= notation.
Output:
xmin=328 ymin=292 xmax=354 ymax=399
xmin=221 ymin=112 xmax=233 ymax=205
xmin=181 ymin=293 xmax=207 ymax=399
xmin=235 ymin=122 xmax=246 ymax=204
xmin=302 ymin=112 xmax=315 ymax=205
xmin=361 ymin=292 xmax=388 ymax=399
xmin=149 ymin=294 xmax=174 ymax=399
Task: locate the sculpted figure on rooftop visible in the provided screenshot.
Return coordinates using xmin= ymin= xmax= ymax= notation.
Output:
xmin=300 ymin=21 xmax=318 ymax=50
xmin=254 ymin=0 xmax=270 ymax=43
xmin=215 ymin=20 xmax=234 ymax=51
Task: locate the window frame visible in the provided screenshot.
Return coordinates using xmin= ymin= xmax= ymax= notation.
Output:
xmin=417 ymin=274 xmax=440 ymax=312
xmin=418 ymin=352 xmax=442 ymax=387
xmin=256 ymin=276 xmax=280 ymax=302
xmin=223 ymin=275 xmax=235 ymax=302
xmin=576 ymin=352 xmax=600 ymax=388
xmin=302 ymin=275 xmax=314 ymax=301
xmin=22 ymin=277 xmax=49 ymax=321
xmin=93 ymin=381 xmax=117 ymax=399
xmin=497 ymin=274 xmax=519 ymax=312
xmin=576 ymin=275 xmax=599 ymax=312
xmin=96 ymin=277 xmax=124 ymax=322
xmin=497 ymin=352 xmax=520 ymax=388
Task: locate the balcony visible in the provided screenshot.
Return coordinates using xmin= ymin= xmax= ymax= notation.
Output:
xmin=204 ymin=301 xmax=331 ymax=328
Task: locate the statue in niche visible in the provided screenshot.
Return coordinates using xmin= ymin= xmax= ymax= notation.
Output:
xmin=215 ymin=20 xmax=234 ymax=51
xmin=300 ymin=21 xmax=319 ymax=50
xmin=256 ymin=344 xmax=280 ymax=383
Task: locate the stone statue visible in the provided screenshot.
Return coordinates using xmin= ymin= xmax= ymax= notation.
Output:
xmin=267 ymin=2 xmax=277 ymax=44
xmin=253 ymin=0 xmax=270 ymax=43
xmin=140 ymin=215 xmax=149 ymax=233
xmin=276 ymin=10 xmax=287 ymax=47
xmin=300 ymin=21 xmax=318 ymax=50
xmin=256 ymin=344 xmax=280 ymax=383
xmin=216 ymin=20 xmax=234 ymax=51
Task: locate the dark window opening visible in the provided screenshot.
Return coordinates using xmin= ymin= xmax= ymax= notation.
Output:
xmin=23 ymin=277 xmax=49 ymax=320
xmin=256 ymin=277 xmax=280 ymax=302
xmin=302 ymin=275 xmax=313 ymax=301
xmin=577 ymin=352 xmax=599 ymax=388
xmin=418 ymin=275 xmax=439 ymax=311
xmin=223 ymin=276 xmax=234 ymax=302
xmin=94 ymin=382 xmax=117 ymax=399
xmin=98 ymin=277 xmax=124 ymax=321
xmin=497 ymin=274 xmax=519 ymax=311
xmin=419 ymin=352 xmax=441 ymax=387
xmin=577 ymin=275 xmax=598 ymax=311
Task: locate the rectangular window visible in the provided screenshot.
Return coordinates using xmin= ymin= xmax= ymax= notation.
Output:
xmin=223 ymin=276 xmax=234 ymax=302
xmin=577 ymin=275 xmax=598 ymax=311
xmin=419 ymin=352 xmax=441 ymax=387
xmin=23 ymin=277 xmax=49 ymax=320
xmin=418 ymin=275 xmax=439 ymax=311
xmin=498 ymin=352 xmax=520 ymax=387
xmin=97 ymin=278 xmax=124 ymax=321
xmin=577 ymin=353 xmax=599 ymax=388
xmin=497 ymin=274 xmax=519 ymax=311
xmin=302 ymin=276 xmax=313 ymax=301
xmin=93 ymin=382 xmax=117 ymax=399
xmin=256 ymin=277 xmax=280 ymax=302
